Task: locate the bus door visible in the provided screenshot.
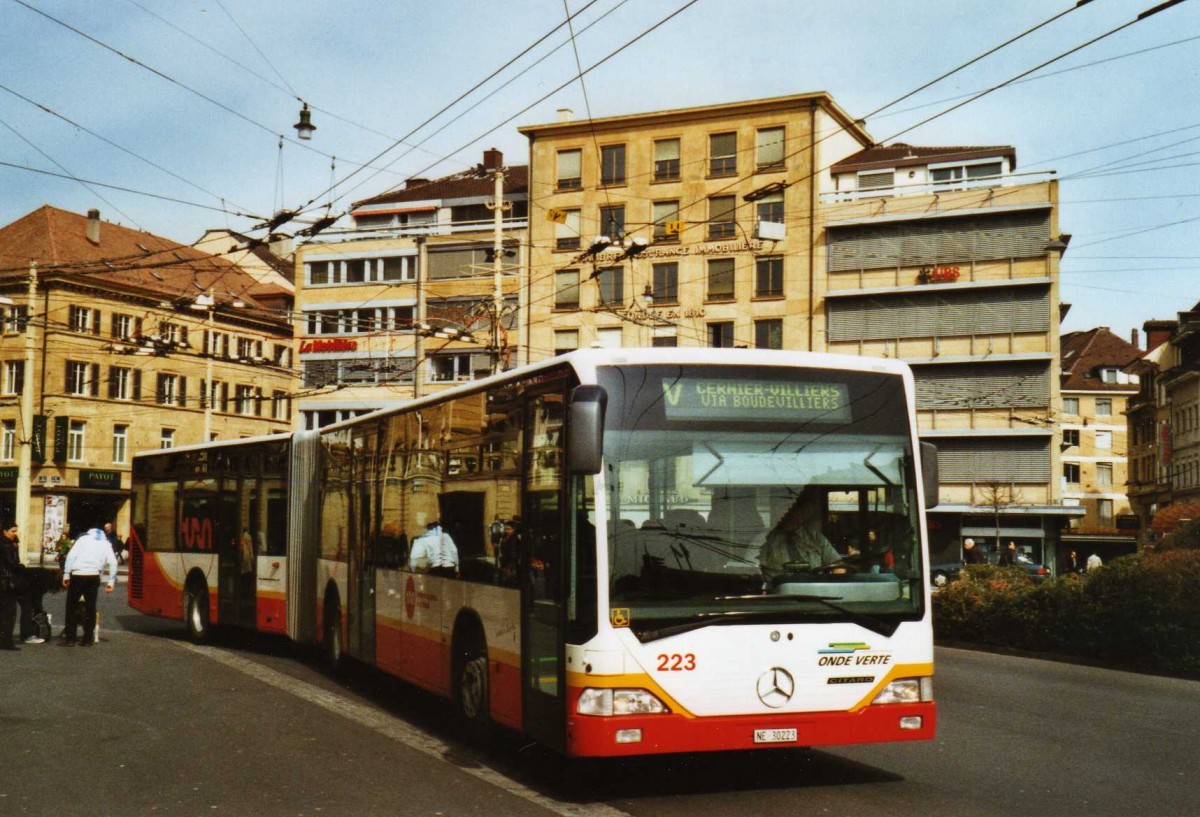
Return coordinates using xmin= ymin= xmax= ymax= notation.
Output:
xmin=521 ymin=390 xmax=567 ymax=751
xmin=347 ymin=423 xmax=377 ymax=663
xmin=217 ymin=476 xmax=257 ymax=629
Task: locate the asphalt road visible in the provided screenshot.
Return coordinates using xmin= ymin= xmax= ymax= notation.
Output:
xmin=2 ymin=584 xmax=1197 ymax=817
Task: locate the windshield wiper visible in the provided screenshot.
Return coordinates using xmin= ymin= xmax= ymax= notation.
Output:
xmin=637 ymin=594 xmax=900 ymax=642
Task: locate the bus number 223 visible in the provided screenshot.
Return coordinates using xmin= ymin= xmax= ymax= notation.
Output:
xmin=657 ymin=653 xmax=696 ymax=671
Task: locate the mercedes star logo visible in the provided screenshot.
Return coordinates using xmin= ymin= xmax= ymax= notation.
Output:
xmin=756 ymin=667 xmax=795 ymax=708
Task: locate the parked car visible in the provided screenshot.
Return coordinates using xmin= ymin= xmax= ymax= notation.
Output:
xmin=1015 ymin=553 xmax=1050 ymax=582
xmin=929 ymin=561 xmax=963 ymax=588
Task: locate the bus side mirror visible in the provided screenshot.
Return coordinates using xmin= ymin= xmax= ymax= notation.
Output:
xmin=568 ymin=385 xmax=607 ymax=475
xmin=920 ymin=442 xmax=939 ymax=509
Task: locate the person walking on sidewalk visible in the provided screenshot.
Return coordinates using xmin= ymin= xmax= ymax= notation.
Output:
xmin=60 ymin=525 xmax=118 ymax=647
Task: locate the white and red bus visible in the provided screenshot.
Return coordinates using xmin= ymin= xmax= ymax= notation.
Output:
xmin=129 ymin=348 xmax=939 ymax=756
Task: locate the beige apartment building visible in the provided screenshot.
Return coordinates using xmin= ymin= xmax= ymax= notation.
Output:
xmin=293 ymin=152 xmax=526 ymax=429
xmin=521 ymin=92 xmax=1076 ymax=568
xmin=1058 ymin=327 xmax=1141 ymax=562
xmin=0 ymin=206 xmax=296 ymax=562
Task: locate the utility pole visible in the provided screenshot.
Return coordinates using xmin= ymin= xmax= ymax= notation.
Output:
xmin=484 ymin=148 xmax=509 ymax=375
xmin=15 ymin=261 xmax=37 ymax=563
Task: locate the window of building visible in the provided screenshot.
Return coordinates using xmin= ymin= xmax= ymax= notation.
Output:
xmin=858 ymin=170 xmax=894 ymax=191
xmin=707 ymin=258 xmax=735 ymax=301
xmin=709 ymin=132 xmax=737 ymax=176
xmin=272 ymin=391 xmax=290 ymax=422
xmin=272 ymin=344 xmax=292 ymax=367
xmin=930 ymin=161 xmax=1003 ymax=188
xmin=1095 ymin=430 xmax=1112 ymax=449
xmin=755 ymin=319 xmax=783 ymax=350
xmin=431 ymin=354 xmax=483 ymax=382
xmin=652 ymin=327 xmax=677 ymax=347
xmin=160 ymin=428 xmax=175 ymax=450
xmin=113 ymin=424 xmax=128 ymax=465
xmin=1097 ymin=498 xmax=1114 ymax=525
xmin=4 ymin=306 xmax=27 ymax=333
xmin=156 ymin=373 xmax=185 ymax=406
xmin=1096 ymin=398 xmax=1112 ymax=417
xmin=597 ymin=266 xmax=624 ymax=305
xmin=600 ymin=144 xmax=626 ymax=186
xmin=1062 ymin=428 xmax=1080 ymax=447
xmin=109 ymin=366 xmax=132 ymax=400
xmin=556 ymin=148 xmax=582 ymax=190
xmin=67 ymin=420 xmax=85 ymax=462
xmin=235 ymin=384 xmax=258 ymax=415
xmin=1063 ymin=397 xmax=1080 ymax=415
xmin=305 ymin=255 xmax=417 ymax=286
xmin=66 ymin=361 xmax=97 ymax=396
xmin=3 ymin=361 xmax=23 ymax=395
xmin=652 ymin=263 xmax=678 ymax=304
xmin=755 ymin=256 xmax=783 ymax=297
xmin=652 ymin=200 xmax=681 ymax=241
xmin=382 ymin=255 xmax=417 ymax=281
xmin=653 ymin=138 xmax=680 ymax=181
xmin=757 ymin=192 xmax=784 ymax=226
xmin=599 ymin=204 xmax=625 ymax=241
xmin=160 ymin=322 xmax=186 ymax=347
xmin=756 ymin=127 xmax=785 ymax=169
xmin=708 ymin=196 xmax=737 ymax=239
xmin=1 ymin=420 xmax=14 ymax=461
xmin=69 ymin=305 xmax=100 ymax=334
xmin=1097 ymin=462 xmax=1113 ymax=487
xmin=709 ymin=322 xmax=735 ymax=348
xmin=554 ymin=269 xmax=580 ymax=309
xmin=1064 ymin=462 xmax=1081 ymax=484
xmin=553 ymin=330 xmax=579 ymax=356
xmin=596 ymin=327 xmax=623 ymax=349
xmin=111 ymin=313 xmax=140 ymax=340
xmin=555 ymin=209 xmax=581 ymax=251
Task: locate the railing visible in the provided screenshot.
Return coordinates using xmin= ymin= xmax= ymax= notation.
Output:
xmin=820 ymin=170 xmax=1056 ymax=205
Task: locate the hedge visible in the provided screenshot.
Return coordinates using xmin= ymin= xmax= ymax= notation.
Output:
xmin=932 ymin=549 xmax=1200 ymax=674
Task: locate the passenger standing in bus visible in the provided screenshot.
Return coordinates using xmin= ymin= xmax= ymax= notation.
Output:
xmin=409 ymin=521 xmax=459 ymax=578
xmin=497 ymin=520 xmax=521 ymax=585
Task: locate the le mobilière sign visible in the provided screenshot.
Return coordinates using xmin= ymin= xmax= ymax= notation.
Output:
xmin=661 ymin=379 xmax=850 ymax=422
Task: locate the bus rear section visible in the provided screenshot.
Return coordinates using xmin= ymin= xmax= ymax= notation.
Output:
xmin=128 ymin=437 xmax=292 ymax=640
xmin=564 ymin=358 xmax=936 ymax=756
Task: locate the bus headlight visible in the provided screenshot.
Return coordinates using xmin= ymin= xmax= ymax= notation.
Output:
xmin=872 ymin=677 xmax=933 ymax=705
xmin=577 ymin=688 xmax=669 ymax=716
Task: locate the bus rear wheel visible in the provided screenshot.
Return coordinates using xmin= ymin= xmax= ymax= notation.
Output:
xmin=184 ymin=584 xmax=210 ymax=644
xmin=454 ymin=638 xmax=491 ymax=742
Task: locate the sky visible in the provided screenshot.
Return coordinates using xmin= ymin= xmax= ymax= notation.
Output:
xmin=1 ymin=0 xmax=1198 ymax=341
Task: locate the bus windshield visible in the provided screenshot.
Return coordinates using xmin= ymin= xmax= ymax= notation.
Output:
xmin=597 ymin=364 xmax=925 ymax=641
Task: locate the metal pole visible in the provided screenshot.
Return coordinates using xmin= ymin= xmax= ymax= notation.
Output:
xmin=204 ymin=303 xmax=214 ymax=441
xmin=15 ymin=261 xmax=37 ymax=563
xmin=491 ymin=164 xmax=506 ymax=375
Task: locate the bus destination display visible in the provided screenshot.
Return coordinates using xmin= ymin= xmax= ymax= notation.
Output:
xmin=661 ymin=378 xmax=851 ymax=422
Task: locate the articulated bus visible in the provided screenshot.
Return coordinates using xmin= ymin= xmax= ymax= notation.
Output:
xmin=129 ymin=348 xmax=940 ymax=756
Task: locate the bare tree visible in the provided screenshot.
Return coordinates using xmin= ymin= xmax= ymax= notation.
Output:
xmin=976 ymin=481 xmax=1025 ymax=555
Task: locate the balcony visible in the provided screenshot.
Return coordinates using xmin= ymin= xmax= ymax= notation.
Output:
xmin=821 ymin=169 xmax=1056 ymax=205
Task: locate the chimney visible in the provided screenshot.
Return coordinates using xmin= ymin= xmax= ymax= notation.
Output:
xmin=1131 ymin=328 xmax=1140 ymax=349
xmin=405 ymin=177 xmax=429 ymax=188
xmin=483 ymin=148 xmax=503 ymax=172
xmin=1144 ymin=319 xmax=1176 ymax=353
xmin=556 ymin=107 xmax=573 ymax=122
xmin=86 ymin=209 xmax=101 ymax=245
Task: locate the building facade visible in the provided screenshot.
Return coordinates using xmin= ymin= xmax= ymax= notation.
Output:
xmin=521 ymin=93 xmax=1076 ymax=569
xmin=0 ymin=206 xmax=296 ymax=563
xmin=293 ymin=154 xmax=527 ymax=429
xmin=1058 ymin=327 xmax=1141 ymax=562
xmin=1125 ymin=320 xmax=1176 ymax=543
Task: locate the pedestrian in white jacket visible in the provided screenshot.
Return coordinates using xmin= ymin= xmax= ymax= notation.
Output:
xmin=60 ymin=527 xmax=118 ymax=646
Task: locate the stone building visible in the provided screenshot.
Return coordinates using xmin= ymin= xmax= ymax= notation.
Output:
xmin=520 ymin=92 xmax=1075 ymax=568
xmin=0 ymin=206 xmax=295 ymax=562
xmin=293 ymin=152 xmax=527 ymax=429
xmin=1058 ymin=327 xmax=1141 ymax=562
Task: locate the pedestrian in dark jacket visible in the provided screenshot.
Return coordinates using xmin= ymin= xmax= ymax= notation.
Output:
xmin=962 ymin=538 xmax=987 ymax=565
xmin=998 ymin=541 xmax=1019 ymax=567
xmin=1 ymin=521 xmax=27 ymax=650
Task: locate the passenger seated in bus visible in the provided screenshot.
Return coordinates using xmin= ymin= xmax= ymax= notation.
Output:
xmin=758 ymin=489 xmax=847 ymax=582
xmin=408 ymin=521 xmax=459 ymax=578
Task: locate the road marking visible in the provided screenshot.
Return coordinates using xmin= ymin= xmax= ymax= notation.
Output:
xmin=174 ymin=641 xmax=632 ymax=817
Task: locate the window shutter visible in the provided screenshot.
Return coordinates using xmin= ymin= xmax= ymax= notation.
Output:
xmin=178 ymin=376 xmax=187 ymax=407
xmin=110 ymin=314 xmax=119 ymax=337
xmin=90 ymin=363 xmax=100 ymax=396
xmin=200 ymin=379 xmax=207 ymax=409
xmin=92 ymin=309 xmax=102 ymax=335
xmin=255 ymin=387 xmax=263 ymax=416
xmin=180 ymin=327 xmax=188 ymax=346
xmin=156 ymin=374 xmax=166 ymax=404
xmin=203 ymin=330 xmax=210 ymax=356
xmin=221 ymin=382 xmax=229 ymax=411
xmin=132 ymin=370 xmax=142 ymax=401
xmin=134 ymin=317 xmax=143 ymax=338
xmin=109 ymin=368 xmax=118 ymax=399
xmin=64 ymin=361 xmax=71 ymax=393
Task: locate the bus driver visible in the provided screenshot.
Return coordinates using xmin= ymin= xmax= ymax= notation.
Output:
xmin=758 ymin=488 xmax=846 ymax=582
